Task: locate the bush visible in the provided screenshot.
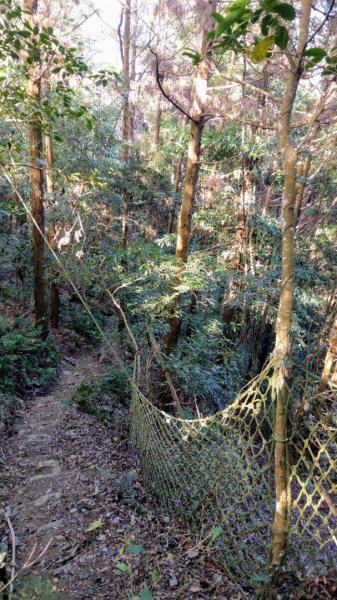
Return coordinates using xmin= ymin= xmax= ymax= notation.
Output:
xmin=0 ymin=318 xmax=59 ymax=397
xmin=62 ymin=302 xmax=105 ymax=346
xmin=71 ymin=367 xmax=130 ymax=421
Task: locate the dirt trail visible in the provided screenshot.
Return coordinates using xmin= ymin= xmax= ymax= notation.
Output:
xmin=1 ymin=348 xmax=247 ymax=600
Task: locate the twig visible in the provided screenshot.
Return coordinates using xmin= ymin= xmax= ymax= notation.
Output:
xmin=63 ymin=356 xmax=77 ymax=366
xmin=316 ymin=479 xmax=337 ymax=519
xmin=4 ymin=508 xmax=16 ymax=598
xmin=0 ymin=508 xmax=53 ymax=600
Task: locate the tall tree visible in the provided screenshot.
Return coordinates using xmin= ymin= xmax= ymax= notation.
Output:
xmin=163 ymin=0 xmax=217 ymax=353
xmin=121 ymin=0 xmax=131 ymax=250
xmin=25 ymin=0 xmax=49 ymax=337
xmin=272 ymin=0 xmax=313 ymax=567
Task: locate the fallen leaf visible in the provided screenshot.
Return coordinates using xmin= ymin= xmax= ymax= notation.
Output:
xmin=87 ymin=518 xmax=103 ymax=532
xmin=116 ymin=561 xmax=132 ymax=574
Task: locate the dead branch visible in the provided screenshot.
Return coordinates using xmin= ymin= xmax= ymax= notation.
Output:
xmin=149 ymin=47 xmax=197 ymax=123
xmin=4 ymin=508 xmax=16 ymax=598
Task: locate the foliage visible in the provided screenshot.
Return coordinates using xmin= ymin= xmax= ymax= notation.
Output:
xmin=70 ymin=367 xmax=130 ymax=421
xmin=0 ymin=318 xmax=59 ymax=397
xmin=13 ymin=575 xmax=60 ymax=599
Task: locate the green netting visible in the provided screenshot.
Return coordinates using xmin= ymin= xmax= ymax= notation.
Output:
xmin=130 ymin=360 xmax=337 ymax=588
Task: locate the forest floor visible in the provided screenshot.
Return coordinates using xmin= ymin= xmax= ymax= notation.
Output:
xmin=0 ymin=338 xmax=249 ymax=600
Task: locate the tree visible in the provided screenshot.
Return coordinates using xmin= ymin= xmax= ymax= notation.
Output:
xmin=121 ymin=0 xmax=132 ymax=250
xmin=272 ymin=0 xmax=313 ymax=566
xmin=24 ymin=0 xmax=49 ymax=337
xmin=163 ymin=0 xmax=217 ymax=353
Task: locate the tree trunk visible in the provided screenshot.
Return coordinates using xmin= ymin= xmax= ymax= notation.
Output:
xmin=167 ymin=155 xmax=183 ymax=234
xmin=163 ymin=0 xmax=216 ymax=353
xmin=121 ymin=0 xmax=131 ymax=250
xmin=25 ymin=0 xmax=49 ymax=338
xmin=44 ymin=75 xmax=60 ymax=329
xmin=262 ymin=184 xmax=273 ymax=217
xmin=271 ymin=0 xmax=313 ymax=568
xmin=44 ymin=82 xmax=55 ymax=196
xmin=163 ymin=121 xmax=204 ymax=353
xmin=319 ymin=312 xmax=337 ymax=392
xmin=175 ymin=120 xmax=204 ymax=261
xmin=295 ymin=154 xmax=311 ymax=222
xmin=153 ymin=93 xmax=161 ymax=144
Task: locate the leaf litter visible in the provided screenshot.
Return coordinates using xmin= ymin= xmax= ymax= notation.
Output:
xmin=0 ymin=342 xmax=249 ymax=599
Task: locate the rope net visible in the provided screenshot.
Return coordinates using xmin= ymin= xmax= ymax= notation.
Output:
xmin=130 ymin=359 xmax=337 ymax=588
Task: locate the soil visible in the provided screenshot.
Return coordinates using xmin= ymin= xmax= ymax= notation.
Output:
xmin=0 ymin=343 xmax=248 ymax=600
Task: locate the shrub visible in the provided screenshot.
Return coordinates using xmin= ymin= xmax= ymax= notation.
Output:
xmin=0 ymin=318 xmax=59 ymax=397
xmin=70 ymin=367 xmax=130 ymax=421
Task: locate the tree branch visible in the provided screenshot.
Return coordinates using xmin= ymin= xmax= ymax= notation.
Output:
xmin=118 ymin=8 xmax=124 ymax=65
xmin=149 ymin=47 xmax=197 ymax=123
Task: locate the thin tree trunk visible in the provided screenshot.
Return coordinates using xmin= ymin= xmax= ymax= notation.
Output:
xmin=164 ymin=0 xmax=216 ymax=353
xmin=44 ymin=94 xmax=55 ymax=196
xmin=121 ymin=0 xmax=131 ymax=250
xmin=25 ymin=0 xmax=49 ymax=338
xmin=44 ymin=76 xmax=60 ymax=329
xmin=272 ymin=0 xmax=313 ymax=568
xmin=153 ymin=93 xmax=161 ymax=144
xmin=262 ymin=184 xmax=273 ymax=217
xmin=319 ymin=312 xmax=337 ymax=392
xmin=167 ymin=155 xmax=183 ymax=234
xmin=295 ymin=155 xmax=311 ymax=222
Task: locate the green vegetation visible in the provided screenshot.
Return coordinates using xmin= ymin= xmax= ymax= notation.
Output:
xmin=1 ymin=0 xmax=337 ymax=597
xmin=70 ymin=368 xmax=130 ymax=421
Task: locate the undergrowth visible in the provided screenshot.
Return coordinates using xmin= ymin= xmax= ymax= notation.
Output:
xmin=61 ymin=301 xmax=105 ymax=348
xmin=70 ymin=367 xmax=130 ymax=421
xmin=0 ymin=317 xmax=59 ymax=431
xmin=13 ymin=574 xmax=60 ymax=599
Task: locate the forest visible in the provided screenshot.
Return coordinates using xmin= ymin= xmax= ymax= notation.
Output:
xmin=0 ymin=0 xmax=337 ymax=598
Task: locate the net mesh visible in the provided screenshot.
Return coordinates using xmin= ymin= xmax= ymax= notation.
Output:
xmin=130 ymin=359 xmax=337 ymax=587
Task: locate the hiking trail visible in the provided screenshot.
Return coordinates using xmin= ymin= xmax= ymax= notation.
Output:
xmin=1 ymin=345 xmax=247 ymax=599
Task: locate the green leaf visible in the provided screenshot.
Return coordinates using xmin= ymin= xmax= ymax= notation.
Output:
xmin=139 ymin=584 xmax=153 ymax=600
xmin=116 ymin=561 xmax=132 ymax=574
xmin=182 ymin=50 xmax=201 ymax=65
xmin=120 ymin=469 xmax=137 ymax=488
xmin=260 ymin=14 xmax=278 ymax=35
xmin=251 ymin=8 xmax=263 ymax=22
xmin=214 ymin=8 xmax=249 ymax=34
xmin=151 ymin=568 xmax=160 ymax=583
xmin=87 ymin=518 xmax=103 ymax=532
xmin=210 ymin=525 xmax=223 ymax=542
xmin=251 ymin=35 xmax=275 ymax=62
xmin=325 ymin=55 xmax=337 ymax=64
xmin=261 ymin=0 xmax=278 ymax=10
xmin=129 ymin=544 xmax=144 ymax=555
xmin=275 ymin=25 xmax=289 ymax=49
xmin=211 ymin=11 xmax=226 ymax=24
xmin=303 ymin=47 xmax=327 ymax=59
xmin=96 ymin=465 xmax=117 ymax=479
xmin=303 ymin=47 xmax=327 ymax=69
xmin=228 ymin=0 xmax=251 ymax=12
xmin=273 ymin=3 xmax=296 ymax=20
